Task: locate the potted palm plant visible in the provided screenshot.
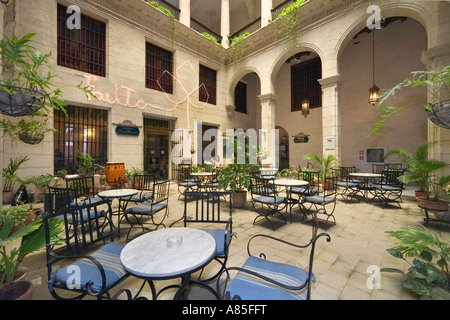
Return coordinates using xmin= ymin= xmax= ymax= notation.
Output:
xmin=303 ymin=153 xmax=339 ymax=189
xmin=0 ymin=205 xmax=63 ymax=300
xmin=2 ymin=156 xmax=29 ymax=205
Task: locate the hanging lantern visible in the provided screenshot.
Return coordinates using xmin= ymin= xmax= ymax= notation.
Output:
xmin=369 ymin=84 xmax=379 ymax=105
xmin=301 ymin=97 xmax=310 ymax=118
xmin=369 ymin=30 xmax=379 ymax=105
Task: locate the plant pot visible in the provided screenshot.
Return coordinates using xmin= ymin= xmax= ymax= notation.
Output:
xmin=232 ymin=190 xmax=247 ymax=208
xmin=18 ymin=132 xmax=44 ymax=145
xmin=0 ymin=280 xmax=33 ymax=300
xmin=426 ymin=102 xmax=450 ymax=129
xmin=415 ymin=190 xmax=429 ymax=199
xmin=0 ymin=85 xmax=45 ymax=117
xmin=416 ymin=197 xmax=449 ymax=211
xmin=2 ymin=191 xmax=12 ymax=205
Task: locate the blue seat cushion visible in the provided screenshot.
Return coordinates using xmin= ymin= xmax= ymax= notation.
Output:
xmin=251 ymin=188 xmax=277 ymax=195
xmin=120 ymin=193 xmax=153 ymax=202
xmin=253 ymin=196 xmax=286 ymax=205
xmin=70 ymin=197 xmax=108 ymax=207
xmin=57 ymin=209 xmax=106 ymax=224
xmin=49 ymin=242 xmax=127 ymax=294
xmin=291 ymin=187 xmax=319 ymax=195
xmin=179 ymin=181 xmax=198 ymax=187
xmin=201 ymin=228 xmax=230 ymax=256
xmin=336 ymin=181 xmax=359 ymax=188
xmin=126 ymin=202 xmax=167 ymax=215
xmin=304 ymin=195 xmax=335 ymax=205
xmin=226 ymin=256 xmax=315 ymax=300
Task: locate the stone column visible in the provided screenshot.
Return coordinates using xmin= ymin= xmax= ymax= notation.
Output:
xmin=261 ymin=0 xmax=272 ymax=28
xmin=258 ymin=93 xmax=278 ymax=167
xmin=318 ymin=75 xmax=341 ymax=159
xmin=221 ymin=0 xmax=230 ymax=48
xmin=179 ymin=0 xmax=191 ymax=27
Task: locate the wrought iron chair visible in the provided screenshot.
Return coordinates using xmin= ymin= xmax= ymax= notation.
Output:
xmin=65 ymin=175 xmax=109 ymax=207
xmin=291 ymin=170 xmax=320 ymax=214
xmin=333 ymin=167 xmax=362 ymax=201
xmin=124 ymin=179 xmax=170 ymax=240
xmin=250 ymin=175 xmax=287 ymax=230
xmin=120 ymin=174 xmax=154 ymax=204
xmin=183 ymin=190 xmax=233 ymax=283
xmin=369 ymin=169 xmax=405 ymax=208
xmin=177 ymin=164 xmax=199 ymax=199
xmin=300 ymin=176 xmax=337 ymax=226
xmin=217 ymin=209 xmax=331 ymax=300
xmin=42 ymin=186 xmax=129 ymax=300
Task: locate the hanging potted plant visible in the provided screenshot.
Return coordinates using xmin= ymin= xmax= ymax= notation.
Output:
xmin=0 ymin=117 xmax=56 ymax=145
xmin=371 ymin=65 xmax=450 ymax=135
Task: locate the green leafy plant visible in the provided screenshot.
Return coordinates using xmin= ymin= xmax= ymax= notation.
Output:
xmin=381 ymin=226 xmax=450 ymax=300
xmin=13 ymin=174 xmax=55 ymax=208
xmin=371 ymin=65 xmax=450 ymax=135
xmin=274 ymin=0 xmax=306 ymax=58
xmin=76 ymin=150 xmax=103 ymax=176
xmin=147 ymin=1 xmax=176 ymax=45
xmin=303 ymin=153 xmax=339 ymax=181
xmin=0 ymin=206 xmax=64 ymax=290
xmin=387 ymin=142 xmax=449 ymax=200
xmin=228 ymin=32 xmax=250 ymax=65
xmin=0 ymin=117 xmax=56 ymax=144
xmin=276 ymin=166 xmax=298 ymax=179
xmin=2 ymin=156 xmax=29 ymax=192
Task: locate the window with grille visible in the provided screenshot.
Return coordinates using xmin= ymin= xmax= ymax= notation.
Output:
xmin=199 ymin=65 xmax=217 ymax=105
xmin=54 ymin=105 xmax=108 ymax=174
xmin=57 ymin=4 xmax=106 ymax=77
xmin=291 ymin=57 xmax=322 ymax=111
xmin=146 ymin=42 xmax=173 ymax=93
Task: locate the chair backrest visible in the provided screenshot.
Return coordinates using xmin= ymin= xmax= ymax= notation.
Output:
xmin=260 ymin=167 xmax=278 ymax=179
xmin=133 ymin=174 xmax=154 ymax=191
xmin=178 ymin=164 xmax=192 ymax=181
xmin=65 ymin=175 xmax=96 ymax=198
xmin=372 ymin=163 xmax=387 ymax=174
xmin=299 ymin=170 xmax=320 ymax=187
xmin=43 ymin=186 xmax=113 ymax=261
xmin=381 ymin=169 xmax=405 ymax=188
xmin=250 ymin=175 xmax=277 ymax=199
xmin=184 ymin=191 xmax=232 ymax=231
xmin=332 ymin=166 xmax=357 ymax=181
xmin=44 ymin=186 xmax=76 ymax=215
xmin=151 ymin=179 xmax=171 ymax=204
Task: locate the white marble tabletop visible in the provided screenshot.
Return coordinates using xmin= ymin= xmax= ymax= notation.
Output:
xmin=190 ymin=172 xmax=216 ymax=176
xmin=273 ymin=179 xmax=309 ymax=187
xmin=98 ymin=189 xmax=138 ymax=198
xmin=349 ymin=173 xmax=383 ymax=178
xmin=120 ymin=227 xmax=216 ymax=279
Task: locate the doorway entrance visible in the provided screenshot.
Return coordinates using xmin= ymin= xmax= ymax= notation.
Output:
xmin=143 ymin=117 xmax=173 ymax=179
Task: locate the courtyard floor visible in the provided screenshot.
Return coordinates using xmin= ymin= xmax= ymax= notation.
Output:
xmin=22 ymin=183 xmax=449 ymax=301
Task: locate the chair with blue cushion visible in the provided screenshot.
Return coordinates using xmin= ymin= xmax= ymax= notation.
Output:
xmin=250 ymin=175 xmax=287 ymax=230
xmin=183 ymin=190 xmax=233 ymax=283
xmin=332 ymin=167 xmax=362 ymax=202
xmin=65 ymin=175 xmax=110 ymax=208
xmin=218 ymin=210 xmax=331 ymax=300
xmin=124 ymin=179 xmax=170 ymax=240
xmin=42 ymin=186 xmax=129 ymax=300
xmin=177 ymin=164 xmax=199 ymax=199
xmin=369 ymin=169 xmax=404 ymax=208
xmin=291 ymin=170 xmax=320 ymax=213
xmin=300 ymin=176 xmax=337 ymax=226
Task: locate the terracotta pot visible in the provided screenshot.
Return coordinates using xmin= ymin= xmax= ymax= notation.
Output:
xmin=0 ymin=280 xmax=33 ymax=300
xmin=232 ymin=191 xmax=247 ymax=208
xmin=416 ymin=197 xmax=449 ymax=211
xmin=415 ymin=190 xmax=428 ymax=198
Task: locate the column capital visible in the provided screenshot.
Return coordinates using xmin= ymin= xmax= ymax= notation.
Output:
xmin=421 ymin=45 xmax=450 ymax=66
xmin=318 ymin=74 xmax=340 ymax=89
xmin=257 ymin=93 xmax=278 ymax=104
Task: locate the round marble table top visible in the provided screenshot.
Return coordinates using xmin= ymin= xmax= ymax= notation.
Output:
xmin=273 ymin=179 xmax=309 ymax=187
xmin=98 ymin=189 xmax=138 ymax=198
xmin=349 ymin=173 xmax=383 ymax=178
xmin=120 ymin=227 xmax=216 ymax=279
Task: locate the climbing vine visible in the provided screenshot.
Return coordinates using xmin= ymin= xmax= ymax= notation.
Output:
xmin=147 ymin=1 xmax=176 ymax=45
xmin=275 ymin=0 xmax=307 ymax=59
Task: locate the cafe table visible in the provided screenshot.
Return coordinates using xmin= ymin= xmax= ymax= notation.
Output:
xmin=273 ymin=179 xmax=309 ymax=221
xmin=348 ymin=172 xmax=383 ymax=202
xmin=120 ymin=227 xmax=218 ymax=300
xmin=98 ymin=188 xmax=138 ymax=234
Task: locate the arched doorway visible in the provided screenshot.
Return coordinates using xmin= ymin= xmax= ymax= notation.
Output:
xmin=276 ymin=126 xmax=289 ymax=170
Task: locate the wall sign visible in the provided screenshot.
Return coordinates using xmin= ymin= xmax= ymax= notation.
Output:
xmin=293 ymin=132 xmax=310 ymax=143
xmin=114 ymin=120 xmax=141 ymax=136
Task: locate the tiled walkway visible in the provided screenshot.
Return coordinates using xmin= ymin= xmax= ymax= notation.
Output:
xmin=23 ymin=183 xmax=449 ymax=300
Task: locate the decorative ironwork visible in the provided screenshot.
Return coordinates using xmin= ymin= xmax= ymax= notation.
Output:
xmin=426 ymin=102 xmax=450 ymax=129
